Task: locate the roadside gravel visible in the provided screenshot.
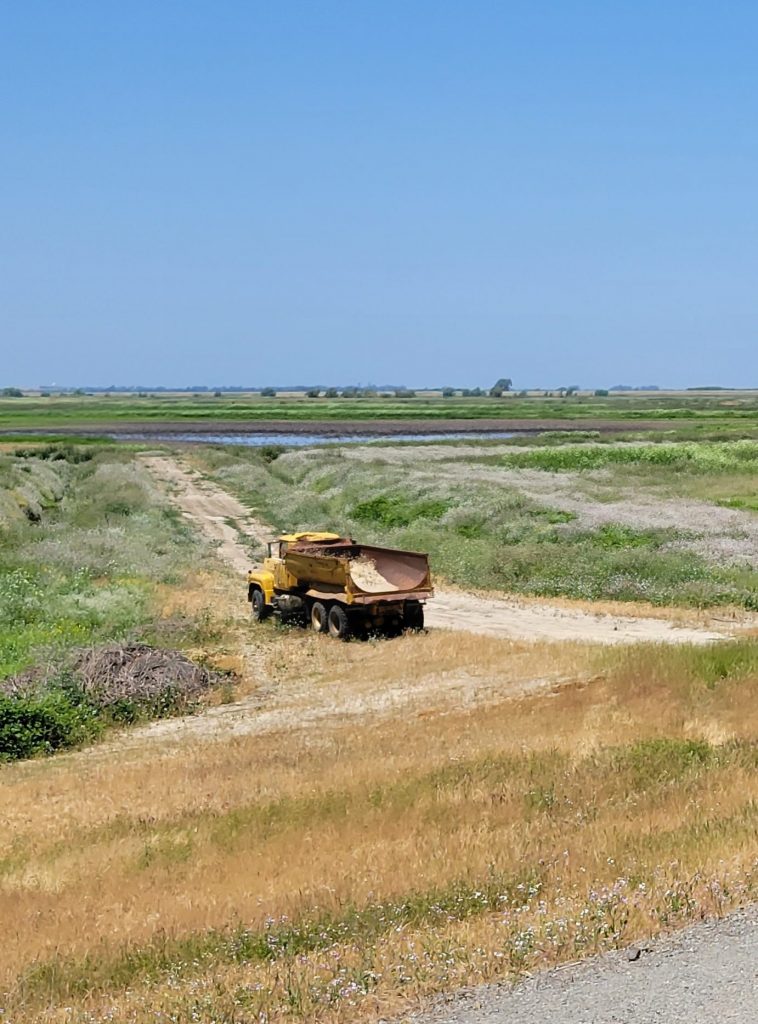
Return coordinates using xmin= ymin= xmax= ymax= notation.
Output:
xmin=406 ymin=904 xmax=758 ymax=1024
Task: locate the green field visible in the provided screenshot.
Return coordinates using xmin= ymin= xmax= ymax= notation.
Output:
xmin=2 ymin=391 xmax=758 ymax=430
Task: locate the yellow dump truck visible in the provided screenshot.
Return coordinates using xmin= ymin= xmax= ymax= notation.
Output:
xmin=247 ymin=532 xmax=433 ymax=638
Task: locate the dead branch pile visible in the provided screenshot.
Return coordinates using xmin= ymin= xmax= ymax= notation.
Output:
xmin=1 ymin=644 xmax=219 ymax=706
xmin=73 ymin=644 xmax=217 ymax=706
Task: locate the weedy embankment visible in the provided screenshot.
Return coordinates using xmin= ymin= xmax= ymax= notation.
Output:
xmin=189 ymin=438 xmax=758 ymax=611
xmin=0 ymin=445 xmax=234 ymax=759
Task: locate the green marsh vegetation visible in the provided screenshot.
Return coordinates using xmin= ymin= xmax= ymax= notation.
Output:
xmin=193 ymin=438 xmax=758 ymax=610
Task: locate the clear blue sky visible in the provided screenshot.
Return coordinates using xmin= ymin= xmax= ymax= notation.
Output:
xmin=1 ymin=2 xmax=756 ymax=388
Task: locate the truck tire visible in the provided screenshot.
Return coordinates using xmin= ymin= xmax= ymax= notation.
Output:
xmin=251 ymin=588 xmax=269 ymax=622
xmin=404 ymin=602 xmax=424 ymax=631
xmin=310 ymin=601 xmax=328 ymax=633
xmin=327 ymin=603 xmax=351 ymax=640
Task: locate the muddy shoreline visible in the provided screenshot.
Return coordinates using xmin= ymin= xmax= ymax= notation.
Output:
xmin=0 ymin=417 xmax=681 ymax=438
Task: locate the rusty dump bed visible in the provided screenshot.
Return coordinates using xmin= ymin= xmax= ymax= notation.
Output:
xmin=285 ymin=538 xmax=433 ymax=603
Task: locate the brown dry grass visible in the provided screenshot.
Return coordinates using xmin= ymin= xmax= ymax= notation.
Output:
xmin=2 ymin=604 xmax=757 ymax=1022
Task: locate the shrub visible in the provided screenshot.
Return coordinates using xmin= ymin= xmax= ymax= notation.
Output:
xmin=0 ymin=690 xmax=100 ymax=761
xmin=13 ymin=444 xmax=94 ymax=464
xmin=260 ymin=387 xmax=277 ymax=397
xmin=351 ymin=494 xmax=450 ymax=528
xmin=259 ymin=445 xmax=285 ymax=463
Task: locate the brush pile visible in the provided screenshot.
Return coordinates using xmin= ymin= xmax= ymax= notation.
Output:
xmin=1 ymin=643 xmax=218 ymax=708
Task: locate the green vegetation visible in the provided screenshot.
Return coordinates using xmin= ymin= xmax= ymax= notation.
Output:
xmin=195 ymin=439 xmax=758 ymax=609
xmin=493 ymin=440 xmax=758 ymax=473
xmin=0 ymin=446 xmax=218 ymax=759
xmin=1 ymin=390 xmax=758 ymax=430
xmin=352 ymin=494 xmax=451 ymax=528
xmin=0 ymin=689 xmax=99 ymax=760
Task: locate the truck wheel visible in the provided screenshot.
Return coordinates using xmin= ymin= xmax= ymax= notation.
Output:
xmin=310 ymin=601 xmax=328 ymax=633
xmin=327 ymin=603 xmax=351 ymax=639
xmin=404 ymin=602 xmax=424 ymax=631
xmin=251 ymin=588 xmax=269 ymax=622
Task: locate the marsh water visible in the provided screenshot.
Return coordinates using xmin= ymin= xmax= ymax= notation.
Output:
xmin=110 ymin=430 xmax=524 ymax=446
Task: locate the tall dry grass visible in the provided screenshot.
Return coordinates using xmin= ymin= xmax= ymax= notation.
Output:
xmin=1 ymin=625 xmax=756 ymax=1022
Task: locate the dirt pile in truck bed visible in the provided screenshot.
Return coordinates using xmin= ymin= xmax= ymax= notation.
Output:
xmin=349 ymin=555 xmax=399 ymax=593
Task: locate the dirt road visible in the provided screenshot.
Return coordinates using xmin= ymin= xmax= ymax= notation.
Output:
xmin=408 ymin=904 xmax=758 ymax=1024
xmin=141 ymin=454 xmax=728 ymax=646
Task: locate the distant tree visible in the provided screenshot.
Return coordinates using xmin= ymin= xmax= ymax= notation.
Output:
xmin=260 ymin=387 xmax=277 ymax=397
xmin=72 ymin=388 xmax=85 ymax=396
xmin=594 ymin=388 xmax=609 ymax=397
xmin=470 ymin=386 xmax=483 ymax=397
xmin=517 ymin=390 xmax=528 ymax=398
xmin=1 ymin=387 xmax=23 ymax=397
xmin=394 ymin=388 xmax=416 ymax=398
xmin=441 ymin=387 xmax=456 ymax=398
xmin=324 ymin=387 xmax=339 ymax=398
xmin=213 ymin=390 xmax=223 ymax=397
xmin=341 ymin=387 xmax=358 ymax=398
xmin=492 ymin=377 xmax=513 ymax=393
xmin=305 ymin=388 xmax=321 ymax=398
xmin=565 ymin=385 xmax=580 ymax=396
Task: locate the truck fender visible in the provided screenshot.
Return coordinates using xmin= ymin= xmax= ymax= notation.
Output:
xmin=247 ymin=570 xmax=275 ymax=605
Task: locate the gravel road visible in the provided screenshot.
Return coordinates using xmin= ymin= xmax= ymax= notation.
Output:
xmin=408 ymin=905 xmax=758 ymax=1024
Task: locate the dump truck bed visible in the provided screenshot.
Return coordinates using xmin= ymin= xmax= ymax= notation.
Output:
xmin=283 ymin=541 xmax=433 ymax=604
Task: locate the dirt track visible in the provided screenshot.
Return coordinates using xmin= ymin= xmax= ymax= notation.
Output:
xmin=141 ymin=454 xmax=728 ymax=646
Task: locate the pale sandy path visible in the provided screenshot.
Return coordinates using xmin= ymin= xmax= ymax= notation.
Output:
xmin=141 ymin=454 xmax=728 ymax=646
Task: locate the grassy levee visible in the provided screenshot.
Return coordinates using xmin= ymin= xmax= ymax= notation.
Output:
xmin=0 ymin=444 xmax=223 ymax=758
xmin=2 ymin=634 xmax=756 ymax=1022
xmin=191 ymin=439 xmax=758 ymax=610
xmin=2 ymin=391 xmax=758 ymax=430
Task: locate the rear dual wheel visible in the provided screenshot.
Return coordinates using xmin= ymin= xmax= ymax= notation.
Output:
xmin=310 ymin=601 xmax=328 ymax=633
xmin=327 ymin=603 xmax=351 ymax=639
xmin=404 ymin=603 xmax=424 ymax=631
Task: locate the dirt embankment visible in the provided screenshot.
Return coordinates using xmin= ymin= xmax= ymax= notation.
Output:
xmin=140 ymin=454 xmax=729 ymax=647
